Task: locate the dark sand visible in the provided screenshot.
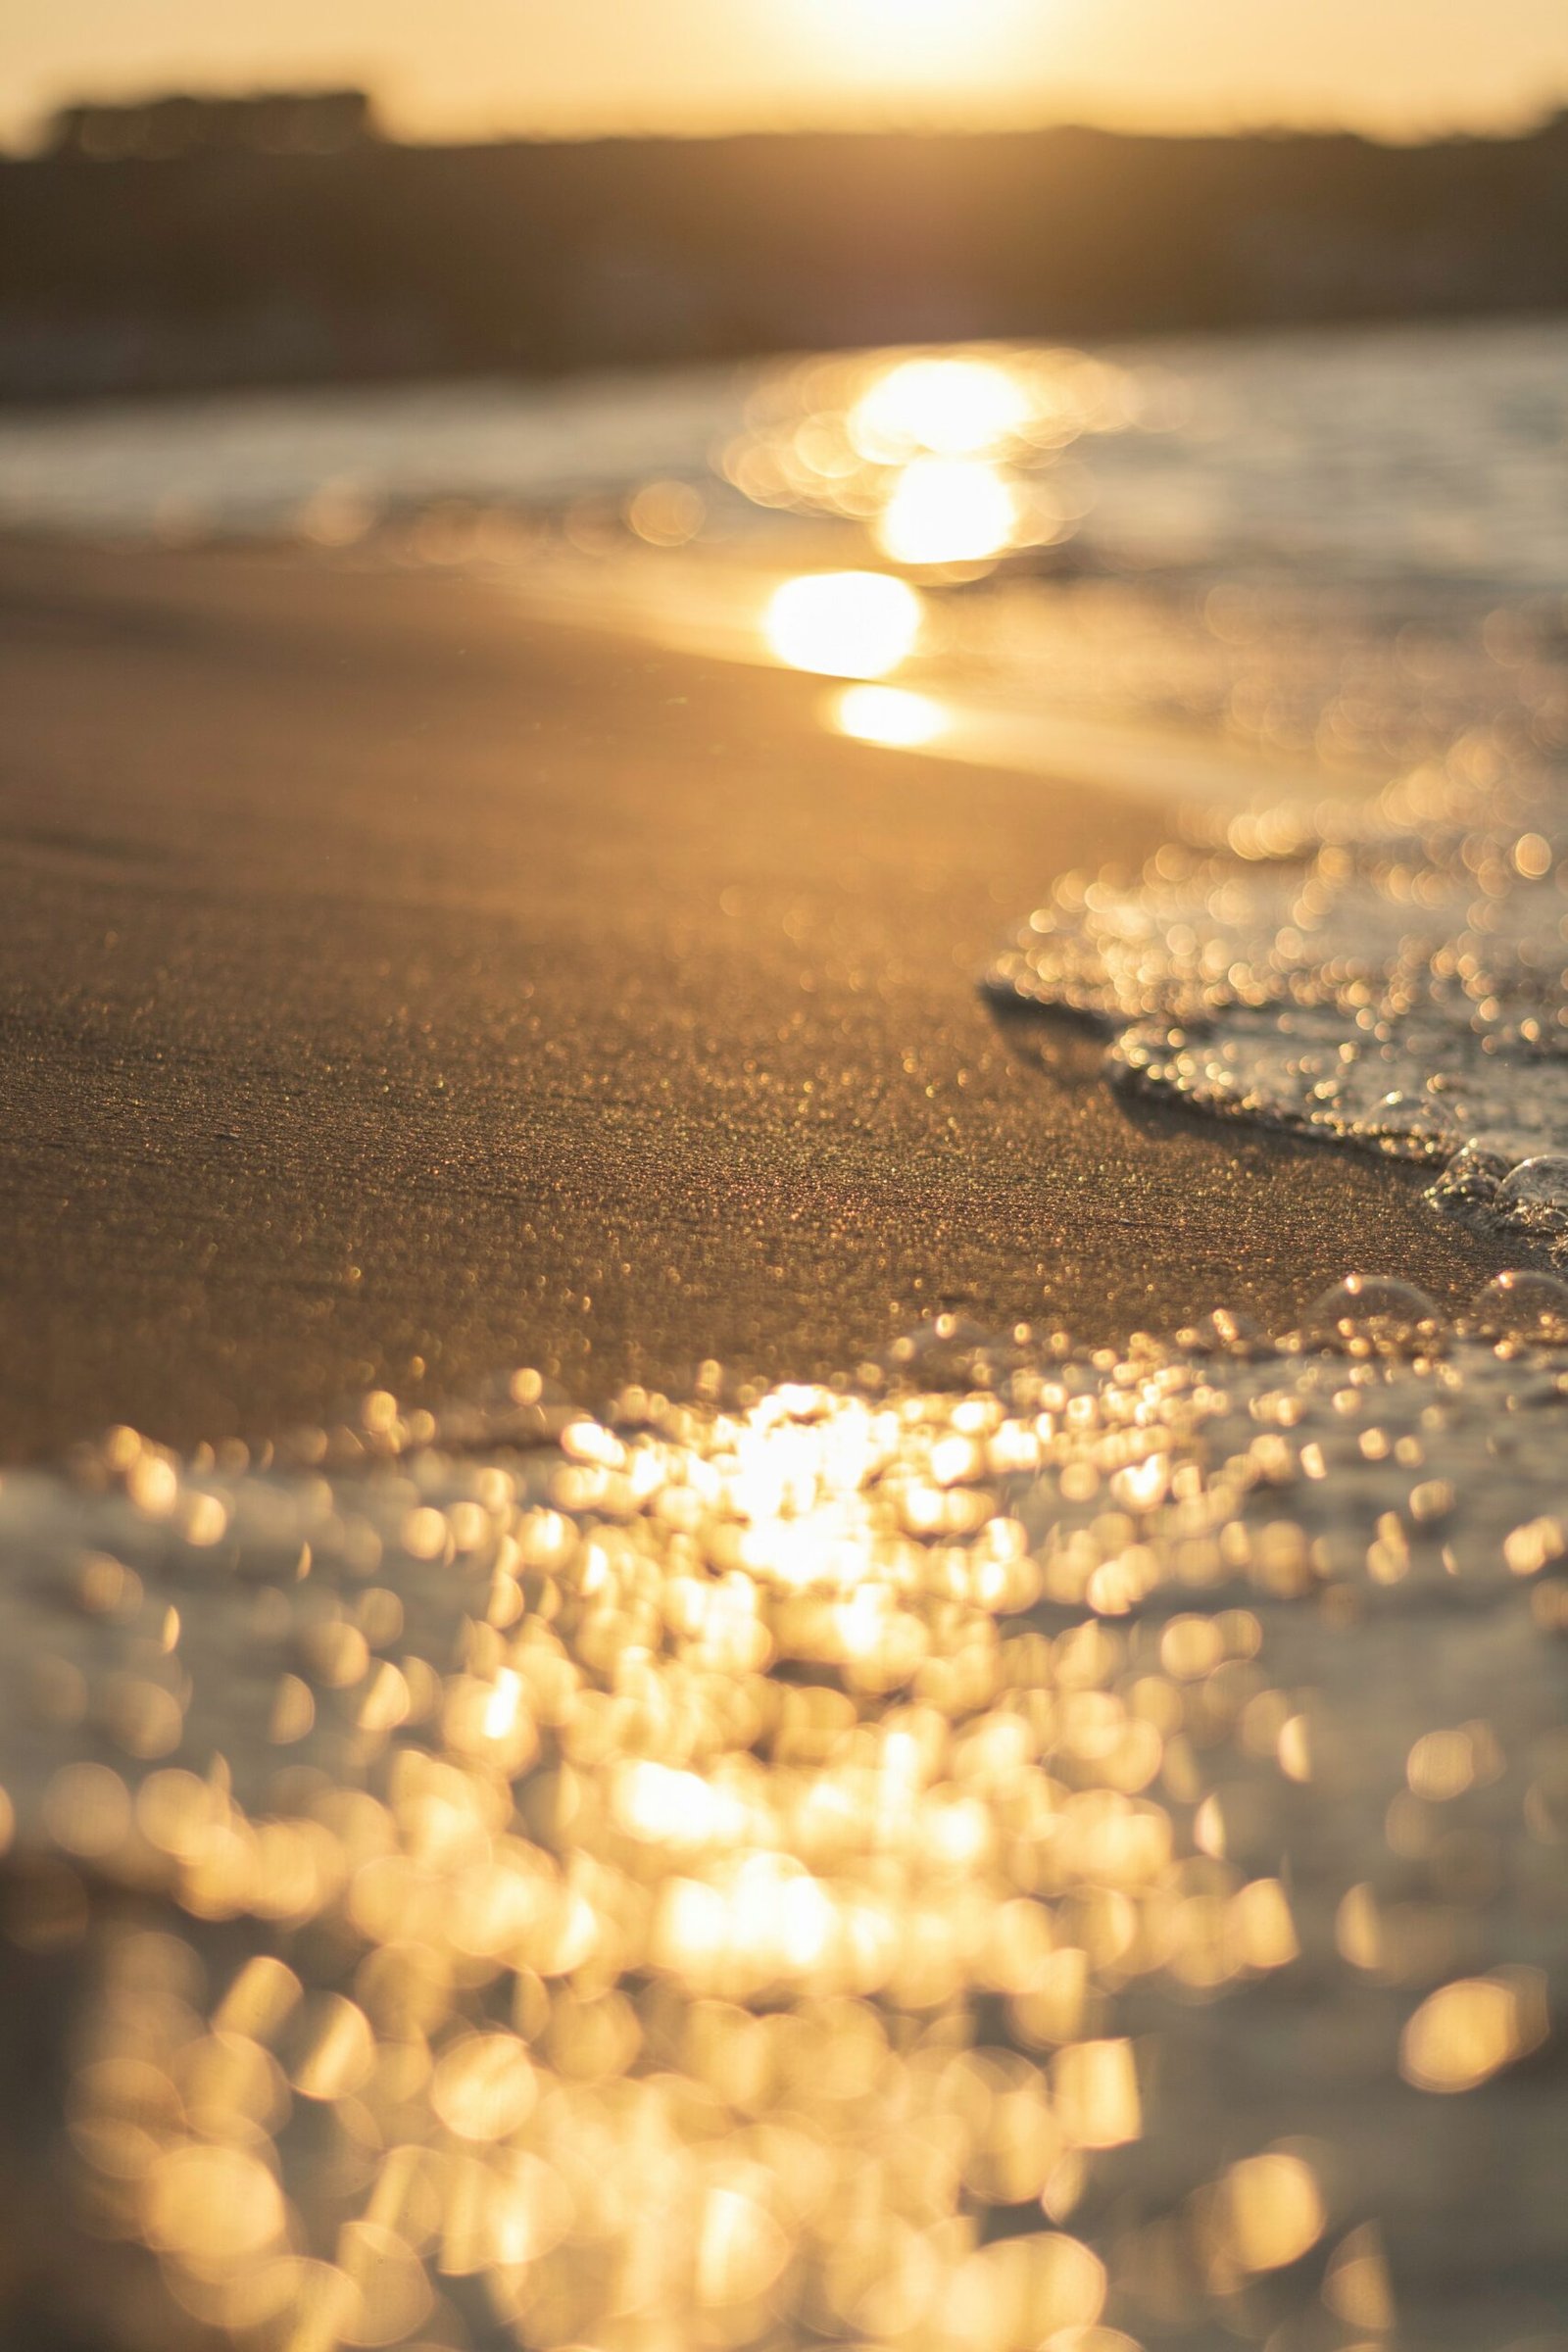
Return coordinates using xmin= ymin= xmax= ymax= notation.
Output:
xmin=0 ymin=533 xmax=1511 ymax=1456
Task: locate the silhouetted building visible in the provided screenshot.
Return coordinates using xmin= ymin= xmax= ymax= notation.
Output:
xmin=48 ymin=88 xmax=378 ymax=164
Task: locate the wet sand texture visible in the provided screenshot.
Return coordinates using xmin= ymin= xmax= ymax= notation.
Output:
xmin=0 ymin=535 xmax=1512 ymax=1455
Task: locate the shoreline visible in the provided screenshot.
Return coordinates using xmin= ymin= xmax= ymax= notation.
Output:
xmin=0 ymin=530 xmax=1515 ymax=1459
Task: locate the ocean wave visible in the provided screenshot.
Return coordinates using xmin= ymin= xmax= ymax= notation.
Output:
xmin=989 ymin=760 xmax=1568 ymax=1268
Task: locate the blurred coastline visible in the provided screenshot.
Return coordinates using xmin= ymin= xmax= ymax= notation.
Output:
xmin=5 ymin=88 xmax=1568 ymax=404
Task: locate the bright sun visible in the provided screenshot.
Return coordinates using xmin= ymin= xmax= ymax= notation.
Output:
xmin=803 ymin=0 xmax=1029 ymax=83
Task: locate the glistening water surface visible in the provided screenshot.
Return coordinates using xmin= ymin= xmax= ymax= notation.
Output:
xmin=4 ymin=318 xmax=1566 ymax=593
xmin=8 ymin=1289 xmax=1568 ymax=2352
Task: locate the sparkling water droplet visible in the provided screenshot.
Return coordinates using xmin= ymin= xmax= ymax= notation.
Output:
xmin=1470 ymin=1269 xmax=1568 ymax=1344
xmin=1302 ymin=1275 xmax=1445 ymax=1354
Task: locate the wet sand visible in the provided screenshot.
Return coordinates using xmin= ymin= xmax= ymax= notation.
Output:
xmin=0 ymin=533 xmax=1512 ymax=1456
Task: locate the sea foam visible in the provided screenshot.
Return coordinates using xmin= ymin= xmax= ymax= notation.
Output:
xmin=989 ymin=763 xmax=1568 ymax=1268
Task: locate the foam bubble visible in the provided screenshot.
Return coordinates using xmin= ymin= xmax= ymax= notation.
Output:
xmin=1299 ymin=1274 xmax=1446 ymax=1354
xmin=1494 ymin=1154 xmax=1568 ymax=1243
xmin=1471 ymin=1267 xmax=1568 ymax=1342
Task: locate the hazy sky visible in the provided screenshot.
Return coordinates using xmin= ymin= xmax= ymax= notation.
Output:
xmin=6 ymin=0 xmax=1568 ymax=151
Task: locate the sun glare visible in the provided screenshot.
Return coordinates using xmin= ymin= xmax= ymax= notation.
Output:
xmin=802 ymin=0 xmax=1029 ymax=82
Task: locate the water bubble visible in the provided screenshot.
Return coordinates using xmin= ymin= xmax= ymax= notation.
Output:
xmin=1493 ymin=1155 xmax=1568 ymax=1239
xmin=1174 ymin=1308 xmax=1268 ymax=1355
xmin=1427 ymin=1133 xmax=1521 ymax=1216
xmin=1373 ymin=1091 xmax=1462 ymax=1156
xmin=1301 ymin=1274 xmax=1445 ymax=1354
xmin=885 ymin=1311 xmax=998 ymax=1389
xmin=1470 ymin=1269 xmax=1568 ymax=1344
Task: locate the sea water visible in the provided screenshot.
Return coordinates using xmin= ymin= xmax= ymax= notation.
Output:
xmin=985 ymin=788 xmax=1568 ymax=1267
xmin=3 ymin=1302 xmax=1568 ymax=2351
xmin=2 ymin=317 xmax=1565 ymax=597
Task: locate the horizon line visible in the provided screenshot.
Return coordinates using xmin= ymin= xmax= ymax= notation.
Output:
xmin=10 ymin=84 xmax=1568 ymax=163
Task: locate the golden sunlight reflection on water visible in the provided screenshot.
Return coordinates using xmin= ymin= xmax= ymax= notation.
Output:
xmin=763 ymin=568 xmax=924 ymax=677
xmin=848 ymin=357 xmax=1036 ymax=463
xmin=876 ymin=457 xmax=1021 ymax=566
xmin=830 ymin=682 xmax=949 ymax=748
xmin=716 ymin=341 xmax=1133 ymax=585
xmin=6 ymin=1286 xmax=1567 ymax=2347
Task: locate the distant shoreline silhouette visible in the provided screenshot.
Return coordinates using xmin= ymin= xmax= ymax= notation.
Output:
xmin=4 ymin=91 xmax=1567 ymax=403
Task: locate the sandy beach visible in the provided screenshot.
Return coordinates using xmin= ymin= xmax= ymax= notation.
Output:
xmin=0 ymin=530 xmax=1513 ymax=1457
